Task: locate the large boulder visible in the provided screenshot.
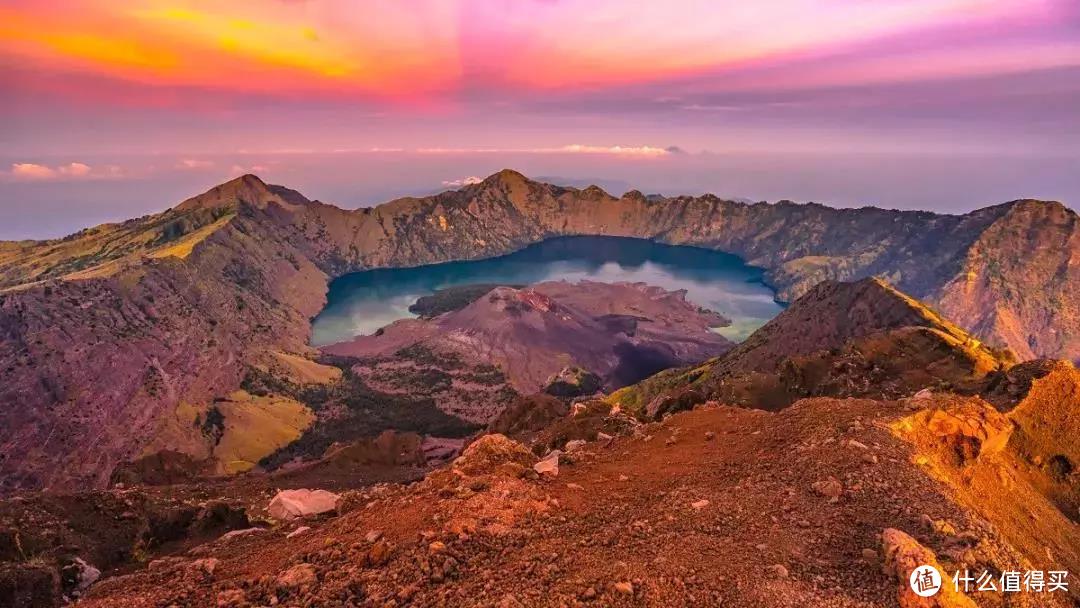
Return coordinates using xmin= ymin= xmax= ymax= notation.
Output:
xmin=267 ymin=489 xmax=341 ymax=520
xmin=645 ymin=387 xmax=705 ymax=421
xmin=543 ymin=366 xmax=602 ymax=399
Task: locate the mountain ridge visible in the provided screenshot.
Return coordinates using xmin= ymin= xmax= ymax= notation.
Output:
xmin=0 ymin=170 xmax=1077 ymax=492
xmin=607 ymin=277 xmax=1012 ymax=415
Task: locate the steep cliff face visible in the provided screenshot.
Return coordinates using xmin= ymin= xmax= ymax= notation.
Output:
xmin=0 ymin=170 xmax=1076 ymax=492
xmin=933 ymin=200 xmax=1080 ymax=362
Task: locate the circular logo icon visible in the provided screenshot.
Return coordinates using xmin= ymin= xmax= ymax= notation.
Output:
xmin=909 ymin=565 xmax=942 ymax=597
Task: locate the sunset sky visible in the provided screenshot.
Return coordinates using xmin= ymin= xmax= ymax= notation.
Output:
xmin=1 ymin=0 xmax=1078 ymax=238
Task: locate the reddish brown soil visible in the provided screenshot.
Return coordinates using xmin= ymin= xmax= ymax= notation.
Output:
xmin=78 ymin=395 xmax=1077 ymax=607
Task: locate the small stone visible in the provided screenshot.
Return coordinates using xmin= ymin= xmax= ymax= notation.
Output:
xmin=811 ymin=478 xmax=843 ymax=502
xmin=931 ymin=519 xmax=958 ymax=536
xmin=286 ymin=526 xmax=311 ymax=539
xmin=618 ymin=474 xmax=629 ymax=482
xmin=365 ymin=530 xmax=383 ymax=543
xmin=704 ymin=431 xmax=716 ymax=441
xmin=216 ymin=589 xmax=245 ymax=605
xmin=613 ymin=581 xmax=634 ymax=595
xmin=565 ymin=439 xmax=587 ymax=452
xmin=861 ymin=452 xmax=879 ymax=464
xmin=567 ymin=482 xmax=583 ymax=490
xmin=580 ymin=587 xmax=597 ymax=601
xmin=429 ymin=541 xmax=447 ymax=553
xmin=861 ymin=548 xmax=878 ymax=563
xmin=691 ymin=499 xmax=710 ymax=510
xmin=367 ymin=539 xmax=394 ymax=566
xmin=218 ymin=527 xmax=265 ymax=542
xmin=276 ymin=563 xmax=317 ymax=589
xmin=597 ymin=432 xmax=613 ymax=442
xmin=190 ymin=558 xmax=219 ymax=576
xmin=767 ymin=564 xmax=789 ymax=579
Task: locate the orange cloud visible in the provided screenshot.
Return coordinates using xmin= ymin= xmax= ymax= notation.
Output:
xmin=11 ymin=163 xmax=57 ymax=179
xmin=0 ymin=1 xmax=461 ymax=99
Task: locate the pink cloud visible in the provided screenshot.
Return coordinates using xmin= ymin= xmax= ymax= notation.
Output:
xmin=441 ymin=176 xmax=483 ymax=187
xmin=8 ymin=161 xmax=118 ymax=180
xmin=418 ymin=144 xmax=675 ymax=157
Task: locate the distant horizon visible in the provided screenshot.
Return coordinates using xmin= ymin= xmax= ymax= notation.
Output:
xmin=1 ymin=163 xmax=1075 ymax=242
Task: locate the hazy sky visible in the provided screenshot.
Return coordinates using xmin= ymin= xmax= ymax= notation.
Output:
xmin=1 ymin=0 xmax=1078 ymax=239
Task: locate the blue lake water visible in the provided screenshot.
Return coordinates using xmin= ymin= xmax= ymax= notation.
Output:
xmin=311 ymin=236 xmax=784 ymax=346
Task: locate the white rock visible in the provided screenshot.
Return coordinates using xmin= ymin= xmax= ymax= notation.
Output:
xmin=219 ymin=527 xmax=267 ymax=542
xmin=534 ymin=450 xmax=561 ymax=477
xmin=268 ymin=489 xmax=341 ymax=520
xmin=286 ymin=526 xmax=311 ymax=539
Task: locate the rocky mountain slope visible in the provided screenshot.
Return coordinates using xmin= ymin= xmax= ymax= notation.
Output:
xmin=14 ymin=359 xmax=1076 ymax=608
xmin=1 ymin=170 xmax=1077 ymax=493
xmin=1 ymin=274 xmax=1077 ymax=607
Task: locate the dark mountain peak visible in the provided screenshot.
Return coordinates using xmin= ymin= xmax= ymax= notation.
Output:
xmin=579 ymin=184 xmax=612 ymax=200
xmin=176 ymin=174 xmax=309 ymax=212
xmin=996 ymin=198 xmax=1074 ymax=221
xmin=231 ymin=173 xmax=267 ymax=188
xmin=480 ymin=169 xmax=531 ymax=189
